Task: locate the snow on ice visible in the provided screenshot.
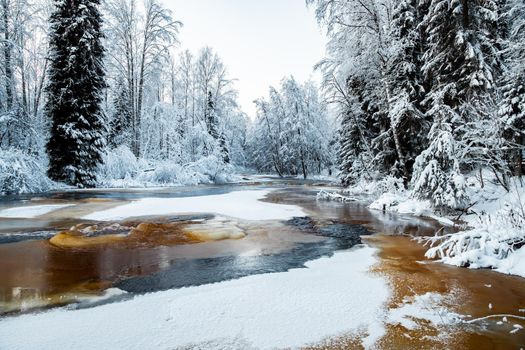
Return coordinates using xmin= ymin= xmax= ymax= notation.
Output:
xmin=82 ymin=190 xmax=306 ymax=221
xmin=0 ymin=246 xmax=389 ymax=350
xmin=0 ymin=204 xmax=74 ymax=218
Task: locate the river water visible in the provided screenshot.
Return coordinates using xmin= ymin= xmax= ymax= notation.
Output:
xmin=0 ymin=178 xmax=524 ymax=349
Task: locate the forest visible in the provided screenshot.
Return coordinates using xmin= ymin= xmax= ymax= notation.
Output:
xmin=0 ymin=0 xmax=525 ymax=348
xmin=0 ymin=0 xmax=335 ymax=194
xmin=0 ymin=0 xmax=522 ymax=211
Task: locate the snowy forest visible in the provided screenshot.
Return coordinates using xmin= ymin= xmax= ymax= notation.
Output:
xmin=1 ymin=0 xmax=525 ymax=348
xmin=0 ymin=0 xmax=335 ymax=194
xmin=0 ymin=0 xmax=522 ymax=209
xmin=308 ymin=0 xmax=525 ymax=210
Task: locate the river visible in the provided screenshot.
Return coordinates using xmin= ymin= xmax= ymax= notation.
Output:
xmin=0 ymin=177 xmax=524 ymax=349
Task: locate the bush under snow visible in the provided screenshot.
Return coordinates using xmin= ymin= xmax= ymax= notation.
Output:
xmin=320 ymin=173 xmax=525 ymax=278
xmin=97 ymin=146 xmax=238 ymax=188
xmin=0 ymin=149 xmax=57 ymax=195
xmin=423 ymin=178 xmax=525 ymax=277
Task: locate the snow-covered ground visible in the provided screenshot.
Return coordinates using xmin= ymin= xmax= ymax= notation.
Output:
xmin=321 ymin=174 xmax=525 ymax=279
xmin=82 ymin=190 xmax=306 ymax=221
xmin=0 ymin=204 xmax=74 ymax=218
xmin=0 ymin=246 xmax=388 ymax=350
xmin=423 ymin=177 xmax=525 ymax=278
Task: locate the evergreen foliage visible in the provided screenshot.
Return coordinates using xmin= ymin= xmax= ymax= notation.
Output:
xmin=308 ymin=0 xmax=524 ymax=211
xmin=46 ymin=0 xmax=107 ymax=187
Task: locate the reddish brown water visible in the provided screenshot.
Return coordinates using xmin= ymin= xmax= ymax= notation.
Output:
xmin=0 ymin=183 xmax=524 ymax=349
xmin=370 ymin=235 xmax=525 ymax=349
xmin=0 ymin=201 xmax=321 ymax=313
xmin=269 ymin=188 xmax=525 ymax=349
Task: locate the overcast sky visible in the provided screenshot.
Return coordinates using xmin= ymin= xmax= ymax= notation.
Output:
xmin=167 ymin=0 xmax=327 ymax=118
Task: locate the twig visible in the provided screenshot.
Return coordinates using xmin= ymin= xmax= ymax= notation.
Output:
xmin=465 ymin=314 xmax=525 ymax=324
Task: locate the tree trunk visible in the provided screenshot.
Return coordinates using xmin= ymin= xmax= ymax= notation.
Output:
xmin=515 ymin=135 xmax=524 ymax=177
xmin=136 ymin=46 xmax=146 ymax=157
xmin=2 ymin=0 xmax=13 ymax=110
xmin=34 ymin=57 xmax=47 ymax=119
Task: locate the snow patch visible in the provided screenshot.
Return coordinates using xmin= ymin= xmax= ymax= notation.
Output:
xmin=387 ymin=292 xmax=463 ymax=331
xmin=0 ymin=204 xmax=74 ymax=218
xmin=82 ymin=190 xmax=306 ymax=221
xmin=0 ymin=246 xmax=389 ymax=350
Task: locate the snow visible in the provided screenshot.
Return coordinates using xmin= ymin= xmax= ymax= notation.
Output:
xmin=322 ymin=173 xmax=525 ymax=279
xmin=424 ymin=176 xmax=525 ymax=278
xmin=317 ymin=189 xmax=356 ymax=202
xmin=0 ymin=204 xmax=74 ymax=218
xmin=369 ymin=193 xmax=455 ymax=226
xmin=387 ymin=292 xmax=463 ymax=331
xmin=83 ymin=190 xmax=306 ymax=221
xmin=0 ymin=149 xmax=60 ymax=196
xmin=97 ymin=148 xmax=240 ymax=189
xmin=494 ymin=246 xmax=525 ymax=277
xmin=0 ymin=246 xmax=389 ymax=350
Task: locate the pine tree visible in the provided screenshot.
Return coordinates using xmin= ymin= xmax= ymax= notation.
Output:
xmin=46 ymin=0 xmax=107 ymax=187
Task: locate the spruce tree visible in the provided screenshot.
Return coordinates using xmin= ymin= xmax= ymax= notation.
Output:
xmin=46 ymin=0 xmax=107 ymax=187
xmin=338 ymin=78 xmax=375 ymax=185
xmin=412 ymin=0 xmax=502 ymax=209
xmin=205 ymin=91 xmax=229 ymax=163
xmin=338 ymin=110 xmax=364 ymax=185
xmin=499 ymin=0 xmax=525 ymax=176
xmin=500 ymin=77 xmax=525 ymax=176
xmin=387 ymin=0 xmax=428 ymax=183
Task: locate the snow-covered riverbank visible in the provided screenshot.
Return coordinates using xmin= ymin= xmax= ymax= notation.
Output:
xmin=320 ymin=174 xmax=525 ymax=279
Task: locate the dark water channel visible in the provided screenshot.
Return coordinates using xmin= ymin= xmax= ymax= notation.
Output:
xmin=0 ymin=179 xmax=384 ymax=314
xmin=1 ymin=179 xmax=524 ymax=349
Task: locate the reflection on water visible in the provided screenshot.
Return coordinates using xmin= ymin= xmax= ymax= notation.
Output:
xmin=118 ymin=217 xmax=368 ymax=293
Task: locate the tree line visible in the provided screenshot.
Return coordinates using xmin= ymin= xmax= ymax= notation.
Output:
xmin=0 ymin=0 xmax=337 ymax=192
xmin=248 ymin=76 xmax=335 ymax=179
xmin=308 ymin=0 xmax=525 ymax=210
xmin=0 ymin=0 xmax=250 ymax=188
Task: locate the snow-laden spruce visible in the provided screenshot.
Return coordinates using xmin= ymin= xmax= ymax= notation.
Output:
xmin=46 ymin=0 xmax=107 ymax=188
xmin=308 ymin=0 xmax=523 ymax=212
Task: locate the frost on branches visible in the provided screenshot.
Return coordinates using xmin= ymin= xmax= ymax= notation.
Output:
xmin=248 ymin=77 xmax=335 ymax=179
xmin=423 ymin=177 xmax=525 ymax=278
xmin=309 ymin=0 xmax=525 ymax=275
xmin=411 ymin=118 xmax=468 ymax=211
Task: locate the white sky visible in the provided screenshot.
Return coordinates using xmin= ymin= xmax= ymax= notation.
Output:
xmin=167 ymin=0 xmax=327 ymax=119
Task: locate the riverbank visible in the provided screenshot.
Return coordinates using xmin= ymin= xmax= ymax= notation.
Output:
xmin=320 ymin=174 xmax=525 ymax=280
xmin=0 ymin=182 xmax=524 ymax=348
